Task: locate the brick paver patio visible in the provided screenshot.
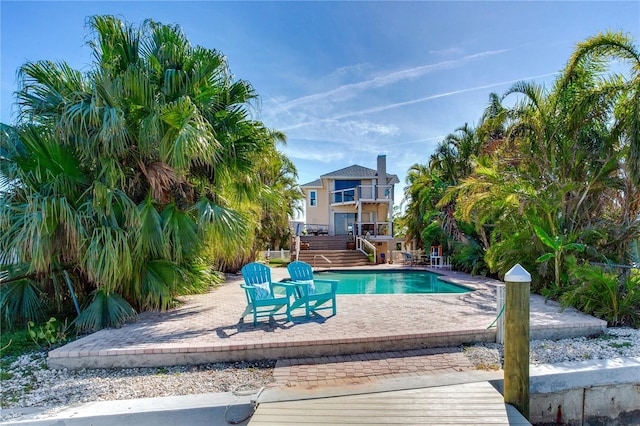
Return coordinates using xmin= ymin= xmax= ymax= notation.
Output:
xmin=48 ymin=265 xmax=606 ymax=372
xmin=273 ymin=347 xmax=476 ymax=389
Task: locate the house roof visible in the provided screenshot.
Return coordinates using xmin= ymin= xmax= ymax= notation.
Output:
xmin=300 ymin=178 xmax=322 ymax=188
xmin=300 ymin=164 xmax=400 ymax=188
xmin=321 ymin=164 xmax=400 ymax=184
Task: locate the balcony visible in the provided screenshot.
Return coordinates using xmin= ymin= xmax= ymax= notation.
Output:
xmin=358 ymin=221 xmax=393 ymax=239
xmin=331 ymin=184 xmax=393 ymax=206
xmin=298 ymin=221 xmax=393 ymax=238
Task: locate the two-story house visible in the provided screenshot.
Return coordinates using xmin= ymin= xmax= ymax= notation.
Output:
xmin=298 ymin=155 xmax=399 ymax=262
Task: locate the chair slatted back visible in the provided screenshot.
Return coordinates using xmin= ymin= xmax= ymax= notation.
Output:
xmin=287 ymin=261 xmax=314 ymax=281
xmin=241 ymin=263 xmax=274 ymax=298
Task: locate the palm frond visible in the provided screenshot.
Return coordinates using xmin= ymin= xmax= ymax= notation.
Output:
xmin=82 ymin=226 xmax=133 ymax=290
xmin=134 ymin=193 xmax=168 ymax=260
xmin=0 ymin=278 xmax=44 ymax=328
xmin=74 ymin=288 xmax=136 ymax=332
xmin=140 ymin=260 xmax=178 ymax=311
xmin=161 ymin=203 xmax=200 ymax=263
xmin=193 ymin=196 xmax=247 ymax=241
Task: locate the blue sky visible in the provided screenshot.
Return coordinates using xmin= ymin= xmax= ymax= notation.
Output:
xmin=2 ymin=1 xmax=639 ymax=206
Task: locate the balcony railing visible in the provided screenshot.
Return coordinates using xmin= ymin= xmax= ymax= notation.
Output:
xmin=297 ymin=221 xmax=392 ymax=238
xmin=358 ymin=221 xmax=392 ymax=238
xmin=302 ymin=223 xmax=329 ymax=235
xmin=331 ymin=184 xmax=392 ymax=205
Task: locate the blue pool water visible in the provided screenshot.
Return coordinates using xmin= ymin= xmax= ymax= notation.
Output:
xmin=314 ymin=270 xmax=472 ymax=295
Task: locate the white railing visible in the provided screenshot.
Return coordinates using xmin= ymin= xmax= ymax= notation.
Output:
xmin=260 ymin=249 xmax=290 ymax=261
xmin=358 ymin=185 xmax=375 ymax=199
xmin=313 ymin=254 xmax=332 ymax=269
xmin=331 ymin=188 xmax=357 ymax=204
xmin=358 ymin=221 xmax=392 ymax=237
xmin=356 ymin=236 xmax=377 ymax=263
xmin=331 ymin=184 xmax=393 ymax=205
xmin=390 ymin=250 xmax=423 ymax=264
xmin=376 ymin=184 xmax=393 ymax=199
xmin=302 ymin=223 xmax=329 ymax=235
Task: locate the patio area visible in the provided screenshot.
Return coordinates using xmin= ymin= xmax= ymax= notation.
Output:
xmin=47 ymin=265 xmax=606 ymax=370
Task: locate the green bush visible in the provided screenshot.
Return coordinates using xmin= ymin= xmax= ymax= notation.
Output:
xmin=563 ymin=263 xmax=640 ymax=327
xmin=451 ymin=239 xmax=489 ymax=276
xmin=0 ymin=327 xmax=39 ymax=357
xmin=27 ymin=317 xmax=68 ymax=348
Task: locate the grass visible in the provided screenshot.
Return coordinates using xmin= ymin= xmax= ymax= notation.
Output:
xmin=0 ymin=328 xmax=39 ymax=358
xmin=266 ymin=258 xmax=290 ymax=267
xmin=609 ymin=342 xmax=632 ymax=349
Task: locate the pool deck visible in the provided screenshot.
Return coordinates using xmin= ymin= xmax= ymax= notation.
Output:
xmin=47 ymin=264 xmax=606 ymax=370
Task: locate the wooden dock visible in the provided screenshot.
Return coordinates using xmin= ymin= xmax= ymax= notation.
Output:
xmin=249 ymin=381 xmax=531 ymax=425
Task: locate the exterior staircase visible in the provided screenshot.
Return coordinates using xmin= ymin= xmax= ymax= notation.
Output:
xmin=296 ymin=235 xmax=370 ymax=267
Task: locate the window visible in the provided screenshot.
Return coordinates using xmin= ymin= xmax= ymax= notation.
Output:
xmin=334 ymin=180 xmax=360 ymax=203
xmin=309 ymin=190 xmax=317 ymax=207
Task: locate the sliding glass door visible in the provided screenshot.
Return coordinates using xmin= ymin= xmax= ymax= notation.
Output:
xmin=334 ymin=213 xmax=357 ymax=235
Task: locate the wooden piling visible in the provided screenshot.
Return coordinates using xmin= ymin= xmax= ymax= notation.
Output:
xmin=503 ymin=264 xmax=531 ymax=420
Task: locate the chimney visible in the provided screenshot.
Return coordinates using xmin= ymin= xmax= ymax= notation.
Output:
xmin=377 ymin=155 xmax=387 ymax=184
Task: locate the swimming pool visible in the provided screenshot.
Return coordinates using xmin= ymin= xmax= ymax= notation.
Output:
xmin=313 ymin=270 xmax=472 ymax=295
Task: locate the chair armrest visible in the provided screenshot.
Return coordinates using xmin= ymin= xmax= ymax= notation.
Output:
xmin=240 ymin=284 xmax=256 ymax=303
xmin=310 ymin=279 xmax=338 ymax=293
xmin=272 ymin=282 xmax=296 ymax=297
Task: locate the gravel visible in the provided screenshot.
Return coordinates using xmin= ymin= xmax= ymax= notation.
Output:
xmin=0 ymin=357 xmax=275 ymax=420
xmin=1 ymin=328 xmax=638 ymax=421
xmin=463 ymin=327 xmax=640 ymax=369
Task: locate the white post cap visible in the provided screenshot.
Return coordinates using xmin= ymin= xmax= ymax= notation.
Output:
xmin=504 ymin=264 xmax=531 ymax=282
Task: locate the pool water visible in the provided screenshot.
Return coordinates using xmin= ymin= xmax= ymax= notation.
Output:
xmin=314 ymin=270 xmax=472 ymax=295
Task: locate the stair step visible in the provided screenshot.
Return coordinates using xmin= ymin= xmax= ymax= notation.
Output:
xmin=296 ymin=249 xmax=371 ymax=267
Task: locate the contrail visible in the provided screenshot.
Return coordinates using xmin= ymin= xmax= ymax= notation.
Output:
xmin=279 ymin=71 xmax=559 ymax=131
xmin=281 ymin=49 xmax=509 ymax=109
xmin=331 ymin=72 xmax=560 ymax=120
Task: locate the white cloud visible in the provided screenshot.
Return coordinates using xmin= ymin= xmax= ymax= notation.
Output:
xmin=283 ymin=118 xmax=399 ymax=138
xmin=281 ymin=145 xmax=345 ymax=163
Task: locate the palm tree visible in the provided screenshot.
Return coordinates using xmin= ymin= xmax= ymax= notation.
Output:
xmin=255 ymin=149 xmax=303 ymax=251
xmin=1 ymin=16 xmax=284 ymax=330
xmin=560 ymin=31 xmax=640 ymax=185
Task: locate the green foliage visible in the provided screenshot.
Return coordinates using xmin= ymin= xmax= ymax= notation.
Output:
xmin=562 ymin=263 xmax=640 ymax=327
xmin=402 ymin=32 xmax=640 ymax=319
xmin=534 ymin=225 xmax=586 ymax=289
xmin=27 ymin=317 xmax=68 ymax=348
xmin=0 ymin=328 xmax=38 ymax=357
xmin=0 ymin=279 xmax=45 ymax=328
xmin=485 ymin=231 xmax=543 ymax=286
xmin=451 ymin=240 xmax=489 ymax=276
xmin=1 ymin=15 xmax=299 ymax=330
xmin=74 ymin=289 xmax=137 ymax=333
xmin=421 ymin=222 xmax=447 ymax=248
xmin=267 ymin=258 xmax=289 ymax=267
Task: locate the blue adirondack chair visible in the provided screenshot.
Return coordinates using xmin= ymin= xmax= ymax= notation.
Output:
xmin=240 ymin=262 xmax=295 ymax=325
xmin=287 ymin=261 xmax=338 ymax=318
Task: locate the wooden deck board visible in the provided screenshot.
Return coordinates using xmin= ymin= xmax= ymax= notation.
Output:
xmin=249 ymin=381 xmax=531 ymax=425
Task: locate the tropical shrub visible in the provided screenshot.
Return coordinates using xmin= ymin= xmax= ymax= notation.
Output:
xmin=27 ymin=317 xmax=68 ymax=348
xmin=0 ymin=16 xmax=296 ymax=330
xmin=451 ymin=239 xmax=489 ymax=276
xmin=563 ymin=262 xmax=640 ymax=327
xmin=401 ymin=32 xmax=640 ymax=318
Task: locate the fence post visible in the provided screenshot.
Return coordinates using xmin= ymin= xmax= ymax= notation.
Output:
xmin=495 ymin=284 xmax=505 ymax=345
xmin=503 ymin=263 xmax=531 ymax=420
